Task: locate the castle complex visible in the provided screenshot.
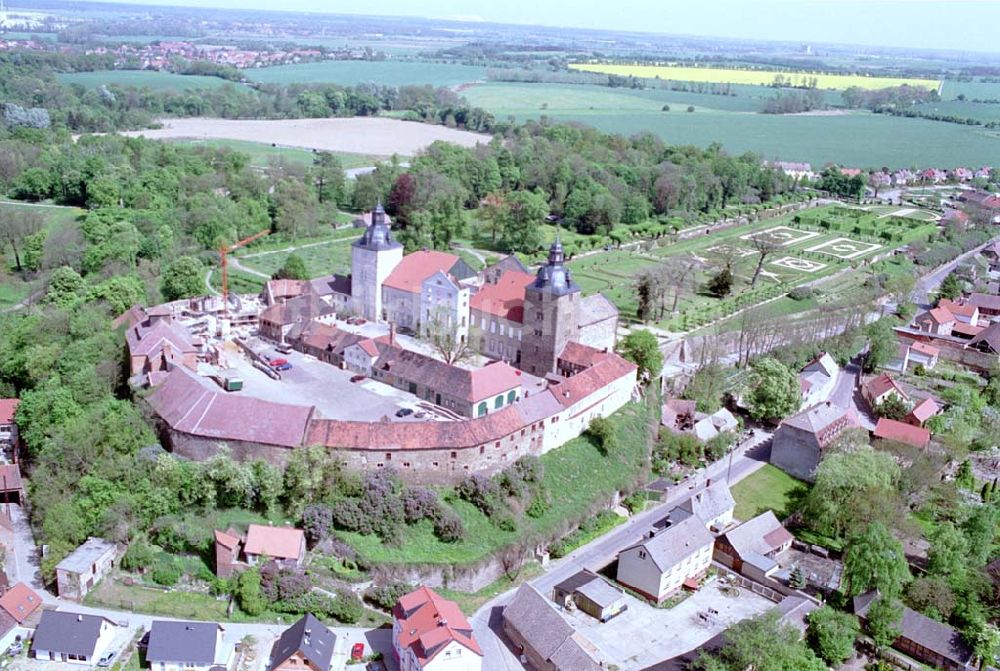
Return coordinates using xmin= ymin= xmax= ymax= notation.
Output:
xmin=123 ymin=210 xmax=636 ymax=484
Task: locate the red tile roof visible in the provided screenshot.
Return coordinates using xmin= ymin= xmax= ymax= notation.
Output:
xmin=0 ymin=465 xmax=22 ymax=493
xmin=559 ymin=342 xmax=613 ymax=369
xmin=214 ymin=529 xmax=240 ymax=551
xmin=549 ymin=355 xmax=638 ymax=408
xmin=357 ymin=339 xmax=380 ymax=357
xmin=125 ymin=318 xmax=197 ymax=357
xmin=469 ymin=361 xmax=523 ymax=402
xmin=952 ymin=322 xmax=984 ymax=337
xmin=909 ymin=341 xmax=940 ymax=357
xmin=864 ymin=373 xmax=908 ymax=402
xmin=470 ymin=270 xmax=534 ymax=323
xmin=0 ymin=399 xmax=18 ymax=426
xmin=922 ymin=307 xmax=955 ymax=326
xmin=243 ymin=524 xmax=304 ymax=561
xmin=394 ymin=586 xmax=482 ymax=667
xmin=938 ymin=299 xmax=977 ymax=319
xmin=383 ymin=251 xmax=459 ymax=294
xmin=0 ymin=583 xmax=41 ymax=624
xmin=908 ymin=398 xmax=941 ymax=424
xmin=874 ymin=418 xmax=931 ymax=449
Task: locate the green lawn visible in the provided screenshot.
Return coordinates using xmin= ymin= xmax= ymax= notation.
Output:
xmin=245 ymin=60 xmax=487 ymax=87
xmin=462 ymin=81 xmax=1000 ymax=167
xmin=167 ymin=138 xmax=385 ymax=169
xmin=731 ymin=464 xmax=809 ymax=521
xmin=437 ymin=562 xmax=545 ymax=615
xmin=236 ymin=239 xmax=354 ymax=279
xmin=342 ymin=395 xmax=656 ymax=566
xmin=57 ymin=70 xmax=233 ymax=91
xmin=0 ymin=201 xmax=85 ymax=309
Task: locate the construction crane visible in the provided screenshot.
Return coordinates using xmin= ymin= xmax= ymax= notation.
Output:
xmin=220 ymin=229 xmax=270 ymax=318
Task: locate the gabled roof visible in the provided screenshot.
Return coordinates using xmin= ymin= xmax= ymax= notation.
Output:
xmin=0 ymin=399 xmax=17 ymax=426
xmin=678 ymin=481 xmax=735 ymax=525
xmin=354 ymin=339 xmax=380 ymax=358
xmin=968 ymin=322 xmax=1000 ymax=353
xmin=801 ymin=352 xmax=838 ymax=379
xmin=0 ymin=464 xmax=22 ymax=492
xmin=909 ymin=341 xmax=940 ymax=357
xmin=952 ymin=322 xmax=984 ymax=337
xmin=503 ymin=584 xmax=601 ymax=671
xmin=873 ymin=418 xmax=931 ymax=449
xmin=548 ymin=355 xmax=638 ymax=408
xmin=147 ymin=621 xmax=221 ymax=665
xmin=0 ymin=582 xmax=41 ymax=624
xmin=622 ymin=514 xmax=714 ymax=572
xmin=559 ymin=342 xmax=613 ymax=369
xmin=969 ymin=292 xmax=1000 ymax=311
xmin=383 ymin=251 xmax=460 ymax=294
xmin=32 ymin=611 xmax=116 ymax=657
xmin=214 ymin=529 xmax=240 ymax=551
xmin=721 ymin=510 xmax=793 ymax=559
xmin=260 ymin=293 xmax=334 ymax=327
xmin=125 ymin=317 xmax=197 ymax=358
xmin=917 ymin=306 xmax=955 ymax=326
xmin=938 ymin=298 xmax=978 ymax=319
xmin=469 ymin=270 xmax=534 ymax=323
xmin=243 ymin=524 xmax=304 ymax=561
xmin=863 ymin=373 xmax=908 ymax=402
xmin=394 ymin=586 xmax=482 ymax=667
xmin=577 ymin=293 xmax=618 ymax=326
xmin=854 ymin=591 xmax=973 ymax=666
xmin=267 ymin=613 xmax=336 ymax=671
xmin=487 ymin=255 xmax=529 ymax=276
xmin=373 ymin=343 xmax=521 ymax=403
xmin=907 ymin=398 xmax=941 ymax=424
xmin=780 ymin=402 xmax=856 ymax=437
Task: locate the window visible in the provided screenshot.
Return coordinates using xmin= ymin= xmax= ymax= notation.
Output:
xmin=385 ymin=453 xmax=392 ymax=461
xmin=495 ymin=396 xmax=504 ymax=410
xmin=478 ymin=402 xmax=488 ymax=416
xmin=451 ymin=451 xmax=458 ymax=459
xmin=507 ymin=390 xmax=516 ymax=404
xmin=432 ymin=461 xmax=439 ymax=467
xmin=638 ymin=550 xmax=647 ymax=560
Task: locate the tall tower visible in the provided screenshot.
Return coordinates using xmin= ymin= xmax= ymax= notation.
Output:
xmin=351 ymin=203 xmax=403 ymax=321
xmin=520 ymin=239 xmax=580 ymax=376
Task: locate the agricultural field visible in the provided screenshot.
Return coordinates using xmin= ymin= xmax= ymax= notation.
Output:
xmin=939 ymin=79 xmax=1000 ymax=100
xmin=912 ymin=99 xmax=1000 ymax=124
xmin=568 ymin=63 xmax=941 ymax=91
xmin=244 ymin=60 xmax=487 ymax=87
xmin=57 ymin=70 xmax=233 ymax=91
xmin=167 ymin=138 xmax=385 ymax=169
xmin=462 ymin=82 xmax=1000 ymax=167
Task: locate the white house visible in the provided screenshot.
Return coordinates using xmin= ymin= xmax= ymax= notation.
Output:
xmin=55 ymin=538 xmax=117 ymax=601
xmin=32 ymin=611 xmax=119 ymax=665
xmin=677 ymin=480 xmax=736 ymax=531
xmin=147 ymin=621 xmax=231 ymax=671
xmin=420 ymin=270 xmax=470 ymax=345
xmin=616 ymin=514 xmax=715 ymax=603
xmin=392 ymin=586 xmax=482 ymax=671
xmin=798 ymin=352 xmax=839 ymax=408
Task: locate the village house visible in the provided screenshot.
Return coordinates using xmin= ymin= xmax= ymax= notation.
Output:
xmin=906 ymin=397 xmax=942 ymax=427
xmin=503 ymin=584 xmax=602 ymax=671
xmin=913 ymin=306 xmax=956 ymax=336
xmin=862 ymin=373 xmax=910 ymax=412
xmin=616 ymin=514 xmax=715 ymax=603
xmin=55 ymin=537 xmax=117 ymax=601
xmin=258 ymin=292 xmax=337 ymax=344
xmin=470 ymin=269 xmax=535 ymax=364
xmin=0 ymin=464 xmax=24 ymax=505
xmin=968 ymin=322 xmax=1000 ymax=354
xmin=770 ymin=402 xmax=860 ymax=481
xmin=798 ymin=352 xmax=839 ymax=408
xmin=243 ymin=524 xmax=306 ymax=567
xmin=0 ymin=399 xmax=18 ymax=451
xmin=213 ymin=529 xmax=241 ymax=578
xmin=551 ymin=570 xmax=627 ymax=623
xmin=854 ymin=592 xmax=974 ymax=670
xmin=266 ymin=613 xmax=336 ymax=671
xmin=392 ymin=586 xmax=482 ymax=671
xmin=124 ymin=309 xmax=199 ymax=376
xmin=873 ymin=418 xmax=932 ymax=450
xmin=675 ymin=480 xmax=736 ymax=532
xmin=31 ymin=611 xmax=120 ymax=665
xmin=661 ymin=399 xmax=738 ymax=442
xmin=0 ymin=582 xmax=41 ymax=651
xmin=147 ymin=621 xmax=231 ymax=671
xmin=938 ymin=299 xmax=980 ymax=327
xmin=968 ymin=292 xmax=1000 ymax=319
xmin=714 ymin=510 xmax=794 ymax=581
xmin=896 ymin=340 xmax=940 ymax=373
xmin=381 ymin=250 xmax=476 ymax=339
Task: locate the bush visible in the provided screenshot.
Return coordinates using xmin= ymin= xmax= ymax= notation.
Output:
xmin=401 ymin=487 xmax=439 ymax=524
xmin=432 ymin=509 xmax=466 ymax=542
xmin=623 ymin=491 xmax=646 ymax=514
xmin=329 ymin=588 xmax=364 ymax=624
xmin=150 ymin=555 xmax=182 ymax=586
xmin=365 ymin=581 xmax=412 ymax=611
xmin=789 ymin=286 xmax=814 ymax=301
xmin=302 ymin=503 xmax=334 ymax=544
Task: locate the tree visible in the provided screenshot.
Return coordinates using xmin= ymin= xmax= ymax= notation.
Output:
xmin=745 ymin=357 xmax=800 ymax=422
xmin=160 ymin=256 xmax=204 ymax=301
xmin=865 ymin=596 xmax=903 ymax=649
xmin=695 ymin=612 xmax=826 ymax=671
xmin=272 ymin=254 xmax=308 ymax=281
xmin=236 ymin=567 xmax=266 ymax=616
xmin=425 ymin=311 xmax=477 ymax=366
xmin=618 ymin=329 xmax=663 ymax=380
xmin=586 ymin=417 xmax=618 ymax=455
xmin=311 ymin=152 xmax=345 ymax=204
xmin=748 ymin=235 xmax=780 ymax=288
xmin=966 ymin=621 xmax=1000 ymax=668
xmin=0 ymin=209 xmax=44 ymax=272
xmin=499 ymin=189 xmax=546 ymax=253
xmin=707 ymin=268 xmax=734 ymax=297
xmin=806 ymin=606 xmax=860 ymax=666
xmin=939 ymin=271 xmax=963 ymax=300
xmin=843 ymin=522 xmax=910 ymax=598
xmin=927 ymin=522 xmax=969 ymax=580
xmin=874 ymin=394 xmax=910 ymax=421
xmin=45 ymin=266 xmax=87 ymax=307
xmin=865 ymin=318 xmax=896 ymax=373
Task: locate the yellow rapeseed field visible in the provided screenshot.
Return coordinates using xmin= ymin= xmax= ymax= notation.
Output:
xmin=568 ymin=63 xmax=941 ymax=91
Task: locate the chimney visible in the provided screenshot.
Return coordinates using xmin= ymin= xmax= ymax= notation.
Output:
xmin=77 ymin=614 xmax=83 ymax=622
xmin=389 ymin=322 xmax=396 ymax=346
xmin=706 ymin=478 xmax=712 ymax=487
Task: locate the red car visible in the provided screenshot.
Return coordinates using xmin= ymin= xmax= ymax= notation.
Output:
xmin=350 ymin=375 xmax=366 ymax=383
xmin=269 ymin=358 xmax=288 ymax=368
xmin=351 ymin=643 xmax=365 ymax=662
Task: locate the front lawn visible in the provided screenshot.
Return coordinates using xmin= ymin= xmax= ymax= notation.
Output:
xmin=731 ymin=464 xmax=809 ymax=521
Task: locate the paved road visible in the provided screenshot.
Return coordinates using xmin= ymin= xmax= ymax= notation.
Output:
xmin=913 ymin=238 xmax=999 ymax=305
xmin=471 ymin=431 xmax=774 ymax=671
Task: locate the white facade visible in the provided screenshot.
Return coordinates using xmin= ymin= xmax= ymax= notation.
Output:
xmin=420 ymin=271 xmax=470 ymax=344
xmin=35 ymin=620 xmax=116 ymax=665
xmin=149 ymin=629 xmax=229 ymax=671
xmin=351 ymin=244 xmax=403 ymax=322
xmin=539 ymin=368 xmax=635 ymax=454
xmin=344 ymin=343 xmax=378 ymax=375
xmin=616 ymin=539 xmax=713 ymax=602
xmin=397 ymin=639 xmax=482 ymax=671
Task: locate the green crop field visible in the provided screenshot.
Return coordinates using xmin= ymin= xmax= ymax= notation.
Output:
xmin=940 ymin=79 xmax=1000 ymax=100
xmin=245 ymin=60 xmax=487 ymax=87
xmin=913 ymin=99 xmax=1000 ymax=124
xmin=167 ymin=138 xmax=384 ymax=169
xmin=569 ymin=63 xmax=941 ymax=91
xmin=57 ymin=70 xmax=232 ymax=91
xmin=461 ymin=82 xmax=1000 ymax=167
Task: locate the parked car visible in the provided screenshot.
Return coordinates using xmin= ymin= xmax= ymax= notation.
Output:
xmin=275 ymin=362 xmax=293 ymax=371
xmin=354 ymin=318 xmax=367 ymax=325
xmin=7 ymin=636 xmax=23 ymax=656
xmin=350 ymin=375 xmax=366 ymax=383
xmin=269 ymin=358 xmax=288 ymax=368
xmin=351 ymin=643 xmax=365 ymax=662
xmin=395 ymin=408 xmax=414 ymax=418
xmin=276 ymin=343 xmax=292 ymax=354
xmin=97 ymin=651 xmax=116 ymax=667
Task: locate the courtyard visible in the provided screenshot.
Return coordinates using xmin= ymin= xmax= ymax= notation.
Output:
xmin=562 ymin=577 xmax=773 ymax=670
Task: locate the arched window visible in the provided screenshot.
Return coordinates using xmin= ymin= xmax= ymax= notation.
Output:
xmin=494 ymin=395 xmax=504 ymax=410
xmin=478 ymin=402 xmax=488 ymax=416
xmin=507 ymin=390 xmax=516 ymax=404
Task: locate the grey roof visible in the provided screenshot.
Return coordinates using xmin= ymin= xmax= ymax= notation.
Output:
xmin=969 ymin=292 xmax=1000 ymax=311
xmin=353 ymin=204 xmax=402 ymax=251
xmin=553 ymin=570 xmax=599 ymax=597
xmin=722 ymin=511 xmax=793 ymax=559
xmin=781 ymin=402 xmax=851 ymax=434
xmin=147 ymin=621 xmax=220 ymax=665
xmin=267 ymin=613 xmax=336 ymax=671
xmin=32 ymin=611 xmax=114 ymax=657
xmin=678 ymin=481 xmax=735 ymax=526
xmin=447 ymin=258 xmax=477 ymax=282
xmin=577 ymin=293 xmax=618 ymax=326
xmin=490 ymin=255 xmax=529 ymax=275
xmin=309 ymin=274 xmax=352 ymax=298
xmin=575 ymin=576 xmax=625 ymax=609
xmin=772 ymin=596 xmax=818 ymax=633
xmin=969 ymin=321 xmax=1000 ymax=353
xmin=854 ymin=592 xmax=973 ymax=666
xmin=532 ymin=241 xmax=580 ymax=296
xmin=623 ymin=514 xmax=715 ymax=572
xmin=503 ymin=585 xmax=601 ymax=671
xmin=56 ymin=538 xmax=115 ymax=574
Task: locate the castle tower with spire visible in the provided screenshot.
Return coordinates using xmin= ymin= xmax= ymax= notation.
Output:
xmin=351 ymin=203 xmax=403 ymax=321
xmin=520 ymin=239 xmax=581 ymax=375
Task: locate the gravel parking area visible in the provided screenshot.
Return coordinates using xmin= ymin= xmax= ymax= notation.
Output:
xmin=562 ymin=578 xmax=773 ymax=670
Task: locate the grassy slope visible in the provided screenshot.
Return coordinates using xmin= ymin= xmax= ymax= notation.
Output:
xmin=166 ymin=138 xmax=385 ymax=169
xmin=341 ymin=395 xmax=654 ymax=566
xmin=57 ymin=70 xmax=231 ymax=91
xmin=0 ymin=202 xmax=85 ymax=309
xmin=731 ymin=464 xmax=809 ymax=521
xmin=462 ymin=81 xmax=1000 ymax=167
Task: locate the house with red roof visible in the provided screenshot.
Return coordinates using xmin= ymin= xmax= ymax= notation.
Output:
xmin=382 ymin=250 xmax=476 ymax=337
xmin=906 ymin=398 xmax=941 ymax=428
xmin=392 ymin=586 xmax=482 ymax=671
xmin=213 ymin=529 xmax=241 ymax=578
xmin=897 ymin=340 xmax=940 ymax=373
xmin=862 ymin=373 xmax=910 ymax=410
xmin=124 ymin=309 xmax=199 ymax=376
xmin=873 ymin=418 xmax=931 ymax=449
xmin=470 ymin=270 xmax=535 ymax=364
xmin=243 ymin=524 xmax=305 ymax=567
xmin=938 ymin=299 xmax=980 ymax=327
xmin=914 ymin=306 xmax=956 ymax=336
xmin=714 ymin=511 xmax=794 ymax=581
xmin=0 ymin=399 xmax=19 ymax=450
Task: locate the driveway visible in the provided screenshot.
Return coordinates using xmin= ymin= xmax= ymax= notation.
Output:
xmin=3 ymin=504 xmax=43 ymax=592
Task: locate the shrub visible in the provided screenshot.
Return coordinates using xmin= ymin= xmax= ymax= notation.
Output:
xmin=789 ymin=286 xmax=814 ymax=301
xmin=432 ymin=509 xmax=466 ymax=542
xmin=302 ymin=503 xmax=334 ymax=544
xmin=401 ymin=487 xmax=439 ymax=524
xmin=150 ymin=555 xmax=182 ymax=586
xmin=365 ymin=581 xmax=412 ymax=611
xmin=329 ymin=588 xmax=364 ymax=624
xmin=623 ymin=491 xmax=646 ymax=514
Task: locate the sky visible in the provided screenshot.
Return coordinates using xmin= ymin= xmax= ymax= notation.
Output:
xmin=98 ymin=0 xmax=1000 ymax=54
